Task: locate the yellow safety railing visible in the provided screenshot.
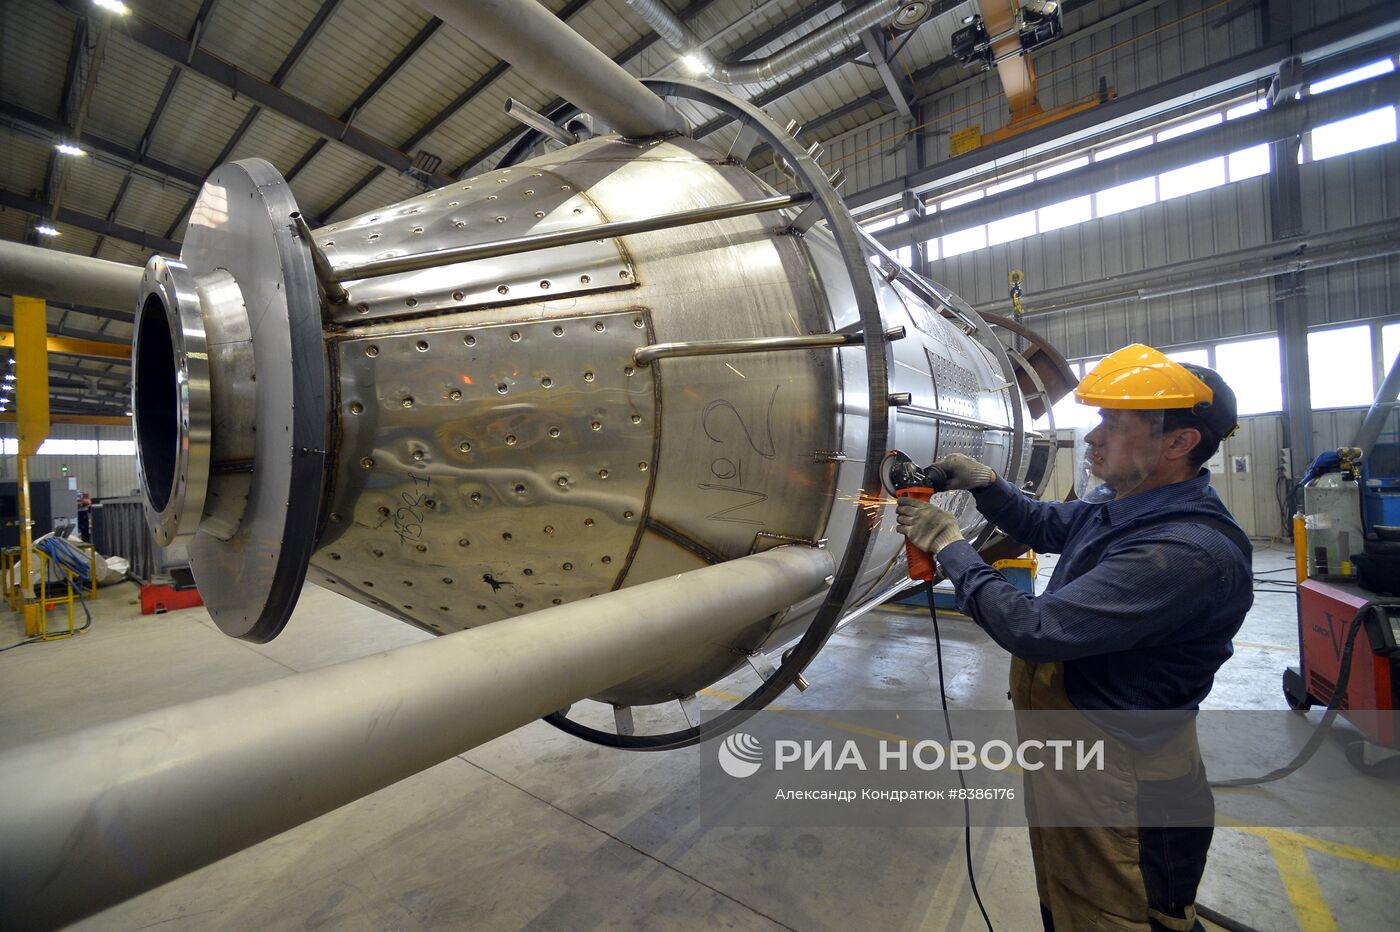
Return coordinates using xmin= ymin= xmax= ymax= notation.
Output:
xmin=33 ymin=548 xmax=82 ymax=642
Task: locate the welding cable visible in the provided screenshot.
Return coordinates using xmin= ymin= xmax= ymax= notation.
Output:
xmin=1211 ymin=610 xmax=1367 ymax=787
xmin=0 ymin=542 xmax=95 ymax=652
xmin=1194 ymin=903 xmax=1265 ymax=932
xmin=926 ymin=579 xmax=995 ymax=932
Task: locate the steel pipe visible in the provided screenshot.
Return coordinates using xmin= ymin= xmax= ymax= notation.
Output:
xmin=1356 ymin=351 xmax=1400 ymax=460
xmin=0 ymin=546 xmax=835 ymax=930
xmin=633 ymin=326 xmax=906 ymax=366
xmin=627 ymin=0 xmax=937 ymax=85
xmin=417 ymin=0 xmax=688 ymax=139
xmin=505 ymin=97 xmax=580 ymax=146
xmin=332 ymin=192 xmax=811 ymax=282
xmin=0 ymin=239 xmax=142 ymax=315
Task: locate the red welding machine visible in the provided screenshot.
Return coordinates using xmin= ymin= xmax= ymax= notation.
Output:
xmin=1284 ymin=578 xmax=1400 ymax=757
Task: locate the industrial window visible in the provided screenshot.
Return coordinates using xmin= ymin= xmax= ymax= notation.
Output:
xmin=1383 ymin=321 xmax=1400 ymax=378
xmin=1307 ymin=325 xmax=1374 ymax=409
xmin=1095 ymin=177 xmax=1156 ymax=217
xmin=1310 ymin=106 xmax=1398 ymax=162
xmin=1094 ymin=135 xmax=1153 ymax=161
xmin=1214 ymin=337 xmax=1283 ymax=415
xmin=1309 ymin=58 xmax=1396 ymax=95
xmin=1157 ymin=156 xmax=1226 ymax=200
xmin=917 ymin=56 xmax=1400 ymax=266
xmin=1036 ymin=156 xmax=1089 ymax=180
xmin=0 ymin=438 xmax=133 ymax=456
xmin=1166 ymin=348 xmax=1210 ymax=367
xmin=861 ymin=215 xmax=913 ymax=266
xmin=1032 ymin=362 xmax=1092 ymax=431
xmin=986 ymin=174 xmax=1033 ymax=195
xmin=1038 ymin=195 xmax=1091 ymax=233
xmin=987 ymin=209 xmax=1038 ymax=246
xmin=1156 ymin=113 xmax=1223 ymax=142
xmin=1228 ymin=144 xmax=1271 ymax=181
xmin=941 ymin=225 xmax=987 ymax=258
xmin=1226 ymin=99 xmax=1268 ymax=120
xmin=34 ymin=439 xmax=101 ymax=455
xmin=940 ymin=189 xmax=984 ymax=210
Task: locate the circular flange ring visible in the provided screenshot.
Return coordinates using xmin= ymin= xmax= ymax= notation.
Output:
xmin=133 ymin=256 xmax=212 ymax=546
xmin=543 ymin=77 xmax=894 ymax=751
xmin=177 ymin=158 xmax=329 ymax=642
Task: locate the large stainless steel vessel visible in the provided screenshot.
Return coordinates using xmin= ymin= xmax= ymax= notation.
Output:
xmin=132 ymin=107 xmax=1051 ymax=717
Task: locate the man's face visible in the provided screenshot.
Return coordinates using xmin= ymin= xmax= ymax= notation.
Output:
xmin=1083 ymin=409 xmax=1165 ymax=490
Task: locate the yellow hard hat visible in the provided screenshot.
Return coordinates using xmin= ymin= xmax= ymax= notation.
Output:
xmin=1075 ymin=343 xmax=1214 ymax=410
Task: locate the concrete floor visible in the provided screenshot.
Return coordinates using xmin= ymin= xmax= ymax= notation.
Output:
xmin=2 ymin=544 xmax=1398 ymax=931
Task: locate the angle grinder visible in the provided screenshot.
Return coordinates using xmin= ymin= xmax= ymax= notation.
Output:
xmin=881 ymin=451 xmax=950 ymax=581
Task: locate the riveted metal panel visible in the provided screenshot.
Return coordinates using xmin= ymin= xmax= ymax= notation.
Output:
xmin=312 ymin=309 xmax=659 ymax=632
xmin=322 ymin=165 xmax=634 ymax=321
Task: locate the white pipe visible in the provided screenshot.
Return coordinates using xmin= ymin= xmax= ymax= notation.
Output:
xmin=0 ymin=240 xmax=143 ymax=315
xmin=0 ymin=546 xmax=833 ymax=929
xmin=418 ymin=0 xmax=688 ymax=138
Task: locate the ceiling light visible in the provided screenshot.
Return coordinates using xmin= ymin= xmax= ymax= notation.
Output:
xmin=4 ymin=373 xmax=14 ymax=382
xmin=54 ymin=142 xmax=86 ymax=157
xmin=92 ymin=0 xmax=131 ymax=13
xmin=680 ymin=51 xmax=712 ymax=75
xmin=35 ymin=224 xmax=60 ymax=236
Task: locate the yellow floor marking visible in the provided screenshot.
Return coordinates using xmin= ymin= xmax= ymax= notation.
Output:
xmin=1220 ymin=820 xmax=1400 ymax=873
xmin=1266 ymin=835 xmax=1339 ymax=932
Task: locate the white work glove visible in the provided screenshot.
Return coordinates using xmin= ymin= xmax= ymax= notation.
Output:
xmin=932 ymin=453 xmax=996 ymax=491
xmin=895 ymin=499 xmax=965 ymax=555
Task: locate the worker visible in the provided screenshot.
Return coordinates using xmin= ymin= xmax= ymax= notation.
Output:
xmin=895 ymin=344 xmax=1252 ymax=932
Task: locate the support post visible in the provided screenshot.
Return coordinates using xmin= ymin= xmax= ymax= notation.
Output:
xmin=1271 ymin=122 xmax=1312 ymax=479
xmin=13 ymin=296 xmax=50 ymax=636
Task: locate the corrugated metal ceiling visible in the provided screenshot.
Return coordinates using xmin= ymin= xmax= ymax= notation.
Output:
xmin=1 ymin=0 xmax=982 ymax=265
xmin=0 ymin=0 xmax=1133 ymax=389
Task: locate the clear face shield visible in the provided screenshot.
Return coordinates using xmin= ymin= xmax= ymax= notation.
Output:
xmin=1073 ymin=408 xmax=1166 ymax=501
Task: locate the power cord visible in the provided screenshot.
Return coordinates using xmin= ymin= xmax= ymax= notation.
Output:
xmin=926 ymin=579 xmax=995 ymax=932
xmin=0 ymin=543 xmax=94 ymax=653
xmin=1211 ymin=611 xmax=1366 ymax=788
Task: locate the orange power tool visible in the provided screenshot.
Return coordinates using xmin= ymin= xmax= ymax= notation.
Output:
xmin=882 ymin=451 xmax=950 ymax=582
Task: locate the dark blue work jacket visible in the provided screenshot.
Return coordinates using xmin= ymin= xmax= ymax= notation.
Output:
xmin=936 ymin=469 xmax=1254 ymax=713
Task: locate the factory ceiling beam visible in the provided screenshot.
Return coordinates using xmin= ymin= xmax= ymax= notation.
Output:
xmin=320 ymin=0 xmax=612 ymax=221
xmin=0 ymin=189 xmax=181 ymax=256
xmin=858 ymin=25 xmax=914 ymax=120
xmin=742 ymin=52 xmax=960 ymax=166
xmin=41 ymin=359 xmax=131 ymax=387
xmin=852 ymin=1 xmax=1400 ymax=208
xmin=0 ymin=331 xmax=130 ymax=360
xmin=283 ymin=19 xmax=443 ymax=185
xmin=0 ymin=412 xmax=130 ymax=425
xmin=0 ymin=101 xmax=206 ymax=191
xmin=0 ymin=296 xmax=133 ymax=330
xmin=160 ymin=0 xmax=345 ymax=237
xmin=49 ymin=0 xmax=456 ymax=190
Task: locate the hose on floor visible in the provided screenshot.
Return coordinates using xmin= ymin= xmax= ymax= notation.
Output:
xmin=1211 ymin=611 xmax=1366 ymax=787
